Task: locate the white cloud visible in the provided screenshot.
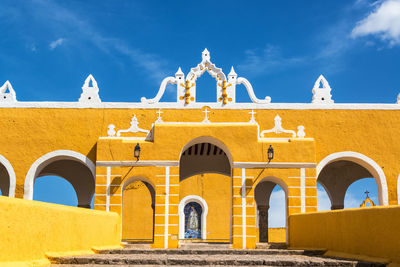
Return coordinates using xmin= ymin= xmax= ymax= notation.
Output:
xmin=352 ymin=0 xmax=400 ymax=46
xmin=49 ymin=38 xmax=65 ymax=50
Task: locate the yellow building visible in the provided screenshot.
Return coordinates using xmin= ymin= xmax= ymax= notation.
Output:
xmin=0 ymin=49 xmax=399 ymax=249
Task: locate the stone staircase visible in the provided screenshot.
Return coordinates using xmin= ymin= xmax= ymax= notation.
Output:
xmin=50 ymin=243 xmax=385 ymax=266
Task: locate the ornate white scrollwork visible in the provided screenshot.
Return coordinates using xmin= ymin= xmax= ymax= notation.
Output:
xmin=141 ymin=76 xmax=177 ymax=104
xmin=0 ymin=81 xmax=17 ymax=102
xmin=260 ymin=115 xmax=305 ymax=138
xmin=116 ymin=115 xmax=150 ymax=137
xmin=79 ymin=74 xmax=101 ymax=103
xmin=236 ymin=77 xmax=271 ymax=104
xmin=312 ymin=75 xmax=334 ymax=104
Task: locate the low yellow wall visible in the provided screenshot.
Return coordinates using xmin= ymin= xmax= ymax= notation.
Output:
xmin=288 ymin=206 xmax=400 ymax=264
xmin=0 ymin=196 xmax=121 ymax=265
xmin=268 ymin=228 xmax=286 ymax=243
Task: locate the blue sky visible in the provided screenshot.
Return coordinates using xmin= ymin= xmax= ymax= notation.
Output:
xmin=1 ymin=0 xmax=397 ymax=222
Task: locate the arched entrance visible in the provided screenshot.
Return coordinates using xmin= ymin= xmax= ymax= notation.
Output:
xmin=317 ymin=151 xmax=388 ymax=209
xmin=0 ymin=154 xmax=16 ymax=197
xmin=24 ymin=150 xmax=95 ymax=208
xmin=254 ymin=176 xmax=288 ymax=243
xmin=179 ymin=136 xmax=232 ymax=243
xmin=121 ymin=177 xmax=155 ymax=243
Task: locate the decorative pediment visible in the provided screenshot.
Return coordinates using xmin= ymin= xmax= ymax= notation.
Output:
xmin=260 ymin=115 xmax=305 ymax=139
xmin=79 ymin=74 xmax=101 ymax=104
xmin=141 ymin=49 xmax=271 ymax=107
xmin=312 ymin=75 xmax=334 ymax=104
xmin=0 ymin=81 xmax=17 ymax=102
xmin=107 ymin=115 xmax=151 ymax=138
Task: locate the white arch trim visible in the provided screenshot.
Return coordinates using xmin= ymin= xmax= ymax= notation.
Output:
xmin=317 ymin=151 xmax=388 ymax=206
xmin=23 ymin=150 xmax=96 ymax=200
xmin=0 ymin=154 xmax=16 ymax=197
xmin=179 ymin=195 xmax=208 ymax=240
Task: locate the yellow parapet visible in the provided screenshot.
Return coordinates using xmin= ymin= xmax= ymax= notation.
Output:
xmin=288 ymin=206 xmax=400 ymax=265
xmin=0 ymin=196 xmax=122 ymax=266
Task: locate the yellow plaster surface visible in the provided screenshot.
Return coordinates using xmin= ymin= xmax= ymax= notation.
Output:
xmin=288 ymin=205 xmax=400 ymax=265
xmin=0 ymin=196 xmax=121 ymax=265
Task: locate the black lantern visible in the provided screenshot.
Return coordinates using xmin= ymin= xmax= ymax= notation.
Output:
xmin=267 ymin=145 xmax=274 ymax=162
xmin=134 ymin=143 xmax=141 ymax=161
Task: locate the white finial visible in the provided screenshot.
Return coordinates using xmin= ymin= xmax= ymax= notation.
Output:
xmin=202 ymin=107 xmax=210 ymax=123
xmin=0 ymin=80 xmax=17 ymax=102
xmin=397 ymin=93 xmax=400 ymax=104
xmin=107 ymin=124 xmax=116 ymax=137
xmin=156 ymin=109 xmax=163 ymax=123
xmin=312 ymin=74 xmax=333 ymax=104
xmin=175 ymin=67 xmax=184 ymax=76
xmin=228 ymin=66 xmax=237 ymax=77
xmin=249 ymin=109 xmax=257 ymax=123
xmin=79 ymin=74 xmax=101 ymax=104
xmin=297 ymin=126 xmax=305 ymax=138
xmin=202 ymin=48 xmax=210 ymax=61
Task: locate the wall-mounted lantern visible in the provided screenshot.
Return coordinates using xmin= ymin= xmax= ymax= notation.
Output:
xmin=268 ymin=145 xmax=274 ymax=163
xmin=134 ymin=143 xmax=141 ymax=161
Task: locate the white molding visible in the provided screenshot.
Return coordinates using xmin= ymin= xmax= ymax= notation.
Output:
xmin=178 ymin=195 xmax=208 ymax=240
xmin=241 ymin=168 xmax=246 ymax=249
xmin=0 ymin=154 xmax=16 ymax=197
xmin=300 ymin=168 xmax=305 ymax=213
xmin=317 ymin=151 xmax=389 ymax=206
xmin=23 ymin=150 xmax=96 ymax=200
xmin=233 ymin=162 xmax=316 ymax=169
xmin=164 ymin=167 xmax=170 ymax=249
xmin=2 ymin=102 xmax=400 ymax=110
xmin=96 ymin=160 xmax=179 ymax=167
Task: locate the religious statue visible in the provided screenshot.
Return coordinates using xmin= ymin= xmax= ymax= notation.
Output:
xmin=187 ymin=206 xmax=199 ymax=232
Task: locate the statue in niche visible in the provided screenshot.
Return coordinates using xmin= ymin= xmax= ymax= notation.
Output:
xmin=187 ymin=206 xmax=199 ymax=232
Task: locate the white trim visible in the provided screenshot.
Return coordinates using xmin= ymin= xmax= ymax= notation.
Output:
xmin=106 ymin=167 xmax=111 ymax=212
xmin=2 ymin=101 xmax=400 ymax=110
xmin=23 ymin=150 xmax=96 ymax=200
xmin=317 ymin=151 xmax=389 ymax=206
xmin=96 ymin=160 xmax=179 ymax=167
xmin=0 ymin=154 xmax=16 ymax=197
xmin=241 ymin=168 xmax=246 ymax=249
xmin=234 ymin=162 xmax=316 ymax=169
xmin=164 ymin=167 xmax=170 ymax=249
xmin=300 ymin=168 xmax=305 ymax=213
xmin=178 ymin=195 xmax=208 ymax=240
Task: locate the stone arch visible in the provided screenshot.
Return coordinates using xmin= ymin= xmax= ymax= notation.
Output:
xmin=178 ymin=195 xmax=208 ymax=240
xmin=121 ymin=176 xmax=155 ymax=242
xmin=0 ymin=154 xmax=16 ymax=197
xmin=317 ymin=151 xmax=388 ymax=209
xmin=254 ymin=176 xmax=288 ymax=243
xmin=24 ymin=150 xmax=95 ymax=208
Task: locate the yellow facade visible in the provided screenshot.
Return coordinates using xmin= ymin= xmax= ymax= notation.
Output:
xmin=0 ymin=50 xmax=399 ymax=250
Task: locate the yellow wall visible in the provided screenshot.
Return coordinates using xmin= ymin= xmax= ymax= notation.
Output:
xmin=179 ymin=173 xmax=231 ymax=242
xmin=0 ymin=196 xmax=121 ymax=265
xmin=288 ymin=206 xmax=400 ymax=264
xmin=122 ymin=180 xmax=154 ymax=241
xmin=268 ymin=228 xmax=286 ymax=243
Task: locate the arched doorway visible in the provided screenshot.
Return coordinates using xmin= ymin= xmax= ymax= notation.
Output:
xmin=0 ymin=154 xmax=16 ymax=197
xmin=317 ymin=152 xmax=388 ymax=209
xmin=121 ymin=177 xmax=155 ymax=243
xmin=24 ymin=150 xmax=95 ymax=208
xmin=254 ymin=177 xmax=288 ymax=243
xmin=179 ymin=137 xmax=232 ymax=243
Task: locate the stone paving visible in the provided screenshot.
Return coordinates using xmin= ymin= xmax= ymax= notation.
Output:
xmin=50 ymin=244 xmax=386 ymax=266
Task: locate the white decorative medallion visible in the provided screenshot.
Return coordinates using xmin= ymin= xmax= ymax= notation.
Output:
xmin=312 ymin=75 xmax=334 ymax=104
xmin=79 ymin=74 xmax=101 ymax=104
xmin=0 ymin=81 xmax=17 ymax=102
xmin=107 ymin=114 xmax=150 ymax=138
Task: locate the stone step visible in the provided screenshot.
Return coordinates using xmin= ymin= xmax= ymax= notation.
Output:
xmin=50 ymin=253 xmax=385 ymax=266
xmin=98 ymin=248 xmax=323 ymax=256
xmin=179 ymin=242 xmax=231 ymax=250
